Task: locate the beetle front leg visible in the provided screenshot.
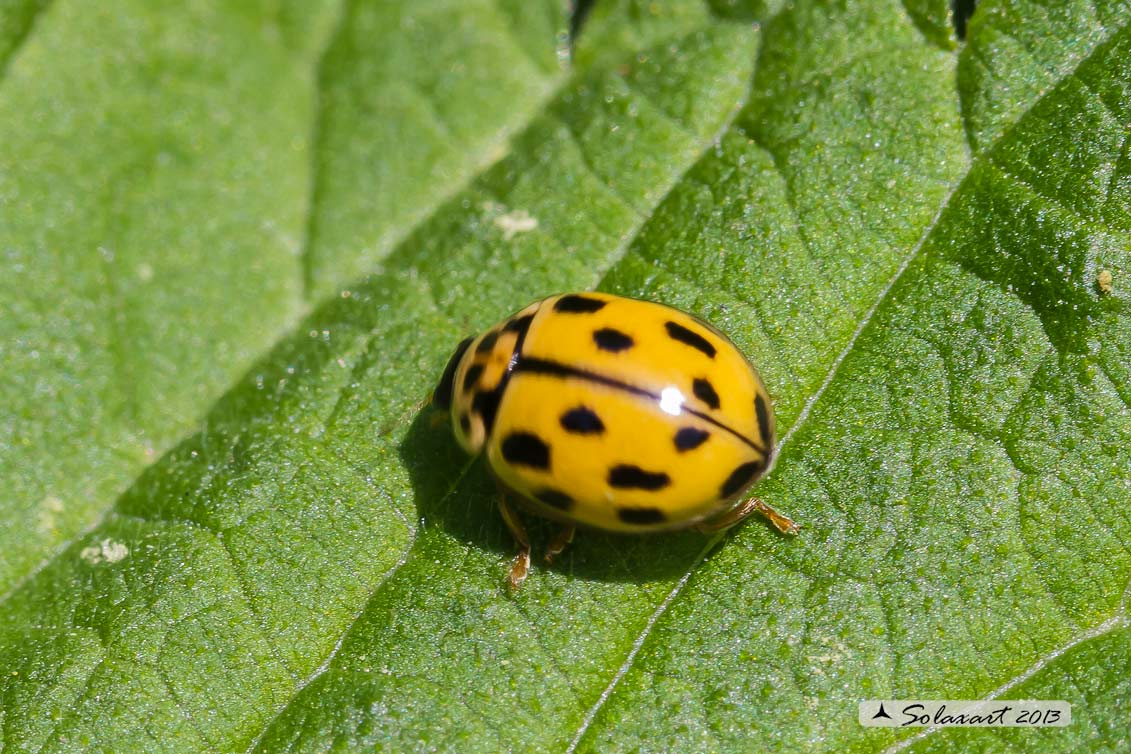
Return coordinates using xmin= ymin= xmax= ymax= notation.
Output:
xmin=496 ymin=485 xmax=532 ymax=590
xmin=543 ymin=525 xmax=576 ymax=564
xmin=696 ymin=497 xmax=799 ymax=536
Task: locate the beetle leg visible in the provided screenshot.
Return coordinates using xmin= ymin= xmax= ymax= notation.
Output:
xmin=543 ymin=525 xmax=576 ymax=564
xmin=696 ymin=497 xmax=799 ymax=536
xmin=496 ymin=486 xmax=532 ymax=590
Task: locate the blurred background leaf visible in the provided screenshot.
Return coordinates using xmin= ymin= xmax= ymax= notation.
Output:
xmin=1 ymin=0 xmax=1128 ymax=752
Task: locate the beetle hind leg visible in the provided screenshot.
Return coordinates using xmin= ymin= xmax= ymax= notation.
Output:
xmin=543 ymin=525 xmax=576 ymax=564
xmin=496 ymin=486 xmax=532 ymax=590
xmin=696 ymin=497 xmax=799 ymax=536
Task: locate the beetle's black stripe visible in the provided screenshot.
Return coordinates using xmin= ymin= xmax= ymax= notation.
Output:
xmin=512 ymin=357 xmax=768 ymax=455
xmin=513 ymin=357 xmax=654 ymax=396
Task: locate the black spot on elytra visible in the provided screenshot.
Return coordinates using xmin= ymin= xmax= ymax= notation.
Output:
xmin=462 ymin=363 xmax=484 ymax=393
xmin=720 ymin=460 xmax=766 ymax=498
xmin=501 ymin=432 xmax=551 ymax=470
xmin=594 ymin=328 xmax=634 ymax=353
xmin=665 ymin=321 xmax=716 ymax=358
xmin=432 ymin=336 xmax=473 ymax=410
xmin=554 ymin=294 xmax=607 ymax=313
xmin=674 ymin=427 xmax=709 ymax=451
xmin=459 ymin=413 xmax=471 ymax=434
xmin=692 ymin=378 xmax=720 ymax=410
xmin=472 ymin=389 xmax=501 ymax=434
xmin=560 ymin=406 xmax=605 ymax=434
xmin=475 ymin=331 xmax=499 ymax=354
xmin=617 ymin=507 xmax=667 ymax=525
xmin=535 ymin=488 xmax=573 ymax=510
xmin=755 ymin=393 xmax=773 ymax=449
xmin=607 ymin=464 xmax=670 ymax=490
xmin=504 ymin=314 xmax=534 ymax=336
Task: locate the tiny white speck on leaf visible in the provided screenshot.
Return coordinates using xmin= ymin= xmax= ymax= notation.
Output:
xmin=80 ymin=538 xmax=130 ymax=565
xmin=37 ymin=495 xmax=64 ymax=533
xmin=493 ymin=209 xmax=539 ymax=241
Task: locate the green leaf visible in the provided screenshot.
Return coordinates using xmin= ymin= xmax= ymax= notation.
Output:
xmin=302 ymin=0 xmax=567 ymax=298
xmin=0 ymin=0 xmax=337 ymax=596
xmin=2 ymin=1 xmax=1129 ymax=753
xmin=0 ymin=0 xmax=561 ymax=595
xmin=0 ymin=0 xmax=50 ymax=72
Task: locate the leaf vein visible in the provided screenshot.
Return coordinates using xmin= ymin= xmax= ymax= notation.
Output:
xmin=547 ymin=111 xmax=644 ymax=215
xmin=31 ymin=653 xmax=107 ymax=754
xmin=564 ymin=538 xmax=713 ymax=754
xmin=882 ymin=613 xmax=1129 ymax=753
xmin=299 ymin=2 xmax=568 ymax=299
xmin=240 ymin=458 xmax=476 ymax=754
xmin=735 ymin=123 xmax=845 ymax=311
xmin=571 ymin=10 xmax=1131 ymax=752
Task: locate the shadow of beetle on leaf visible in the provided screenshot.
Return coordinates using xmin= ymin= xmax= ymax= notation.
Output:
xmin=396 ymin=406 xmax=712 ymax=588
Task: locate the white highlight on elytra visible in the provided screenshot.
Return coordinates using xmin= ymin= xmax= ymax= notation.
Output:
xmin=659 ymin=387 xmax=684 ymax=416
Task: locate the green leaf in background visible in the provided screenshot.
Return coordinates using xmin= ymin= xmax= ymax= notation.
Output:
xmin=0 ymin=0 xmax=338 ymax=598
xmin=0 ymin=0 xmax=560 ymax=597
xmin=302 ymin=0 xmax=566 ymax=298
xmin=1 ymin=1 xmax=1129 ymax=752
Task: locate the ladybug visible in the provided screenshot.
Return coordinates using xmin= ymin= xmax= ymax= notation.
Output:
xmin=431 ymin=293 xmax=798 ymax=588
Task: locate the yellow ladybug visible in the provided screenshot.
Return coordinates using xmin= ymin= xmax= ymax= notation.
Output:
xmin=432 ymin=292 xmax=798 ymax=588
